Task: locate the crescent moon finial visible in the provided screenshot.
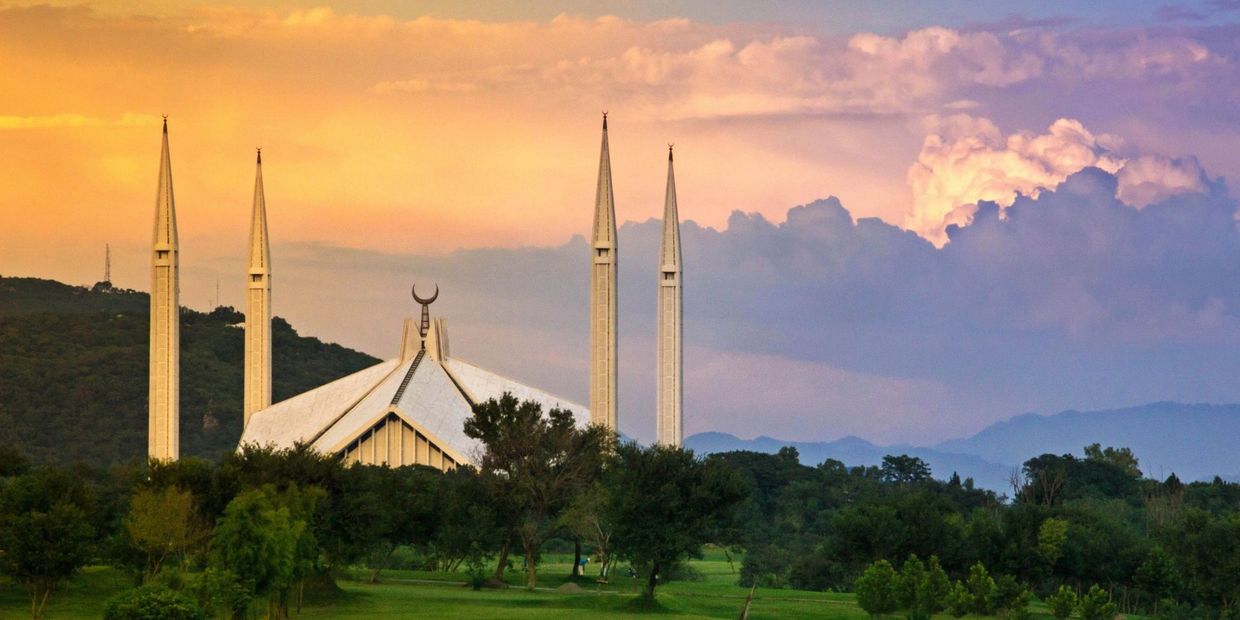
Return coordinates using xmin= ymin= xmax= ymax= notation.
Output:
xmin=412 ymin=283 xmax=439 ymax=305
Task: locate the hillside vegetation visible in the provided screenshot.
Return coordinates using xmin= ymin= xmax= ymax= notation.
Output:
xmin=0 ymin=276 xmax=378 ymax=465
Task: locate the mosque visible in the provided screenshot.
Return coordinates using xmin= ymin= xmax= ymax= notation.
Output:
xmin=146 ymin=115 xmax=684 ymax=470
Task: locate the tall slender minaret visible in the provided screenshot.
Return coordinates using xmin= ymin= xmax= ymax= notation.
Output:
xmin=657 ymin=145 xmax=683 ymax=446
xmin=590 ymin=113 xmax=618 ymax=430
xmin=243 ymin=148 xmax=272 ymax=428
xmin=149 ymin=117 xmax=179 ymax=461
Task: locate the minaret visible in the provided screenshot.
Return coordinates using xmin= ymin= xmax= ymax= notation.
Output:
xmin=243 ymin=148 xmax=273 ymax=428
xmin=149 ymin=117 xmax=179 ymax=461
xmin=590 ymin=113 xmax=618 ymax=430
xmin=657 ymin=145 xmax=683 ymax=446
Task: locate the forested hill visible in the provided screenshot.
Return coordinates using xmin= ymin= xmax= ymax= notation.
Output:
xmin=0 ymin=275 xmax=379 ymax=466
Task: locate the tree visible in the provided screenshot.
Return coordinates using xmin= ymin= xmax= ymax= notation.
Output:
xmin=993 ymin=574 xmax=1031 ymax=619
xmin=1084 ymin=444 xmax=1141 ymax=478
xmin=1162 ymin=510 xmax=1240 ymax=611
xmin=0 ymin=502 xmax=93 ymax=619
xmin=881 ymin=455 xmax=932 ymax=484
xmin=0 ymin=467 xmax=96 ymax=619
xmin=1037 ymin=517 xmax=1069 ymax=569
xmin=560 ymin=481 xmax=615 ymax=580
xmin=1048 ymin=585 xmax=1079 ymax=620
xmin=1134 ymin=547 xmax=1178 ymax=613
xmin=0 ymin=444 xmax=29 ymax=477
xmin=1077 ymin=584 xmax=1117 ymax=620
xmin=208 ymin=485 xmax=318 ymax=619
xmin=964 ymin=562 xmax=998 ymax=615
xmin=895 ymin=554 xmax=926 ymax=609
xmin=464 ymin=393 xmax=613 ymax=589
xmin=946 ymin=581 xmax=975 ymax=618
xmin=604 ymin=442 xmax=747 ymax=598
xmin=919 ymin=556 xmax=952 ymax=614
xmin=856 ymin=559 xmax=899 ymax=618
xmin=125 ymin=486 xmax=205 ymax=577
xmin=432 ymin=466 xmax=504 ymax=575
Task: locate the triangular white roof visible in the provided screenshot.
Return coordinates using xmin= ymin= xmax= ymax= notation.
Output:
xmin=239 ymin=319 xmax=589 ymax=466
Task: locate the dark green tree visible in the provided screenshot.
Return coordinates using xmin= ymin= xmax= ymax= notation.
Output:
xmin=464 ymin=393 xmax=613 ymax=589
xmin=964 ymin=562 xmax=998 ymax=615
xmin=1077 ymin=584 xmax=1117 ymax=620
xmin=0 ymin=467 xmax=96 ymax=619
xmin=895 ymin=554 xmax=926 ymax=609
xmin=1048 ymin=585 xmax=1079 ymax=620
xmin=856 ymin=559 xmax=899 ymax=618
xmin=1134 ymin=547 xmax=1178 ymax=613
xmin=881 ymin=455 xmax=932 ymax=484
xmin=604 ymin=442 xmax=747 ymax=598
xmin=0 ymin=503 xmax=94 ymax=619
xmin=207 ymin=485 xmax=318 ymax=619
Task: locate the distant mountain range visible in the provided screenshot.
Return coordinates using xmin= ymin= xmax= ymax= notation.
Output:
xmin=687 ymin=402 xmax=1240 ymax=492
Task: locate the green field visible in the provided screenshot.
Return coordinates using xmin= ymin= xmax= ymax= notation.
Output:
xmin=0 ymin=549 xmax=1054 ymax=619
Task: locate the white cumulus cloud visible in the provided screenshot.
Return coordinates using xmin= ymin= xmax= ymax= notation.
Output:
xmin=904 ymin=115 xmax=1208 ymax=245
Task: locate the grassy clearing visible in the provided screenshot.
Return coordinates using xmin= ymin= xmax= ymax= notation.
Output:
xmin=0 ymin=548 xmax=1058 ymax=619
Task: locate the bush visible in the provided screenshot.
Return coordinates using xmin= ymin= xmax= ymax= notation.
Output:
xmin=1078 ymin=584 xmax=1117 ymax=620
xmin=946 ymin=582 xmax=974 ymax=618
xmin=739 ymin=544 xmax=790 ymax=588
xmin=1157 ymin=599 xmax=1206 ymax=620
xmin=918 ymin=556 xmax=951 ymax=614
xmin=856 ymin=560 xmax=900 ymax=618
xmin=787 ymin=551 xmax=846 ymax=591
xmin=994 ymin=574 xmax=1031 ymax=619
xmin=103 ymin=585 xmax=203 ymax=620
xmin=964 ymin=562 xmax=998 ymax=615
xmin=1048 ymin=585 xmax=1079 ymax=620
xmin=896 ymin=555 xmax=926 ymax=609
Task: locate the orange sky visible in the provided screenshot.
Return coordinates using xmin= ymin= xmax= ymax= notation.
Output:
xmin=0 ymin=4 xmax=919 ymax=291
xmin=4 ymin=3 xmax=1234 ymax=300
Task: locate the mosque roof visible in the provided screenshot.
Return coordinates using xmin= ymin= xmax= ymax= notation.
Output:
xmin=239 ymin=317 xmax=589 ymax=466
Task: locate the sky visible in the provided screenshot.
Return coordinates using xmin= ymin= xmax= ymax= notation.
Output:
xmin=4 ymin=1 xmax=1240 ymax=444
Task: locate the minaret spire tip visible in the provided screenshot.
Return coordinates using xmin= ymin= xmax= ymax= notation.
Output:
xmin=602 ymin=111 xmax=608 ymax=130
xmin=161 ymin=114 xmax=168 ymax=133
xmin=256 ymin=147 xmax=262 ymax=164
xmin=668 ymin=143 xmax=674 ymax=162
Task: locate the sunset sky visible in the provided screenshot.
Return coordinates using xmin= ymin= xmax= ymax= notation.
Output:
xmin=6 ymin=1 xmax=1240 ymax=445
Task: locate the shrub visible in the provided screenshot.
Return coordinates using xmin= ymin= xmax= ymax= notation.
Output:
xmin=103 ymin=585 xmax=203 ymax=620
xmin=739 ymin=544 xmax=790 ymax=588
xmin=1048 ymin=585 xmax=1079 ymax=620
xmin=994 ymin=574 xmax=1032 ymax=619
xmin=964 ymin=562 xmax=998 ymax=615
xmin=918 ymin=556 xmax=951 ymax=614
xmin=896 ymin=555 xmax=926 ymax=609
xmin=1078 ymin=584 xmax=1117 ymax=620
xmin=856 ymin=560 xmax=900 ymax=618
xmin=946 ymin=581 xmax=974 ymax=618
xmin=788 ymin=551 xmax=846 ymax=591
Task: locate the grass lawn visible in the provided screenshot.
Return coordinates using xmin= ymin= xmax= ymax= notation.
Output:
xmin=0 ymin=548 xmax=1059 ymax=619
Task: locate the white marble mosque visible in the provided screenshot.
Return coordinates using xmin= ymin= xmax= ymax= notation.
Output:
xmin=148 ymin=114 xmax=684 ymax=469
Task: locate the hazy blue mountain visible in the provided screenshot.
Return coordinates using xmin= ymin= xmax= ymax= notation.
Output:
xmin=935 ymin=402 xmax=1240 ymax=483
xmin=689 ymin=402 xmax=1240 ymax=491
xmin=686 ymin=432 xmax=1016 ymax=492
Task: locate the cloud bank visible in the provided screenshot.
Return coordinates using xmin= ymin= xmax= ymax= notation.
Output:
xmin=194 ymin=163 xmax=1240 ymax=445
